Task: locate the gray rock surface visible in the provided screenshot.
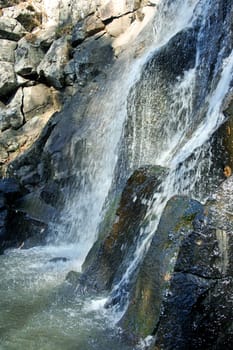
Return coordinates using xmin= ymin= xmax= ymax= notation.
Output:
xmin=37 ymin=37 xmax=70 ymax=89
xmin=23 ymin=84 xmax=55 ymax=121
xmin=0 ymin=16 xmax=26 ymax=41
xmin=0 ymin=62 xmax=17 ymax=97
xmin=0 ymin=87 xmax=24 ymax=131
xmin=99 ymin=0 xmax=140 ymax=21
xmin=0 ymin=39 xmax=17 ymax=63
xmin=15 ymin=37 xmax=45 ymax=78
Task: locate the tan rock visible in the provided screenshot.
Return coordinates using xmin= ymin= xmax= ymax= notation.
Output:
xmin=106 ymin=14 xmax=133 ymax=37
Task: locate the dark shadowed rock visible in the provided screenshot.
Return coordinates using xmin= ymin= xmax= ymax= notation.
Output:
xmin=0 ymin=62 xmax=17 ymax=97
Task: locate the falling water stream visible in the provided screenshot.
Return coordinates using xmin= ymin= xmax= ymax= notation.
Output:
xmin=0 ymin=0 xmax=233 ymax=349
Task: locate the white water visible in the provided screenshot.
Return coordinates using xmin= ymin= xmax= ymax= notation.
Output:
xmin=1 ymin=0 xmax=232 ymax=348
xmin=107 ymin=2 xmax=233 ymax=319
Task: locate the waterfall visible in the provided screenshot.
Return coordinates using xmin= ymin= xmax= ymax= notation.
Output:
xmin=105 ymin=0 xmax=233 ymax=317
xmin=1 ymin=0 xmax=233 ymax=349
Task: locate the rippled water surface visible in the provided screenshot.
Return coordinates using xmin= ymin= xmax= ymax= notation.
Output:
xmin=0 ymin=246 xmax=131 ymax=350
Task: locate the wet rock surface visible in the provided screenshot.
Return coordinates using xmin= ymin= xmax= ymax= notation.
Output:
xmin=79 ymin=166 xmax=166 ymax=293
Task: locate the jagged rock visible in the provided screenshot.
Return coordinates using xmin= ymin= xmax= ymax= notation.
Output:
xmin=0 ymin=16 xmax=26 ymax=41
xmin=80 ymin=166 xmax=167 ymax=293
xmin=0 ymin=39 xmax=17 ymax=63
xmin=15 ymin=37 xmax=45 ymax=78
xmin=66 ymin=34 xmax=113 ymax=85
xmin=23 ymin=84 xmax=55 ymax=121
xmin=37 ymin=37 xmax=70 ymax=89
xmin=154 ymin=272 xmax=212 ymax=350
xmin=3 ymin=1 xmax=42 ymax=32
xmin=25 ymin=27 xmax=56 ymax=50
xmin=0 ymin=88 xmax=24 ymax=131
xmin=71 ymin=14 xmax=105 ymax=46
xmin=14 ymin=192 xmax=58 ymax=224
xmin=0 ymin=148 xmax=8 ymax=164
xmin=0 ymin=62 xmax=17 ymax=97
xmin=106 ymin=14 xmax=133 ymax=37
xmin=99 ymin=0 xmax=141 ymax=21
xmin=151 ymin=181 xmax=233 ymax=349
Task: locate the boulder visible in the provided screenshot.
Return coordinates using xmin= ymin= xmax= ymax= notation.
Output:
xmin=79 ymin=166 xmax=167 ymax=293
xmin=23 ymin=84 xmax=55 ymax=121
xmin=106 ymin=14 xmax=133 ymax=37
xmin=3 ymin=1 xmax=42 ymax=32
xmin=0 ymin=39 xmax=17 ymax=63
xmin=152 ymin=178 xmax=233 ymax=349
xmin=37 ymin=37 xmax=70 ymax=89
xmin=0 ymin=16 xmax=26 ymax=41
xmin=120 ymin=196 xmax=204 ymax=339
xmin=0 ymin=62 xmax=17 ymax=97
xmin=71 ymin=15 xmax=105 ymax=46
xmin=99 ymin=0 xmax=141 ymax=21
xmin=14 ymin=37 xmax=45 ymax=78
xmin=67 ymin=34 xmax=113 ymax=85
xmin=0 ymin=88 xmax=24 ymax=131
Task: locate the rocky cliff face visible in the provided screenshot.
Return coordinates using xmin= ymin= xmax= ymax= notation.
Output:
xmin=0 ymin=0 xmax=157 ymax=250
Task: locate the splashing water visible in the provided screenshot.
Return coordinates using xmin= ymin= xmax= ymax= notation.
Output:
xmin=0 ymin=0 xmax=232 ymax=349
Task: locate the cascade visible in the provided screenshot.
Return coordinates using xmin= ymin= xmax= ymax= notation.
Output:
xmin=0 ymin=0 xmax=233 ymax=349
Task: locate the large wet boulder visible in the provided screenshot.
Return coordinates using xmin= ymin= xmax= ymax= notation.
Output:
xmin=152 ymin=177 xmax=233 ymax=349
xmin=79 ymin=165 xmax=166 ymax=293
xmin=120 ymin=196 xmax=204 ymax=339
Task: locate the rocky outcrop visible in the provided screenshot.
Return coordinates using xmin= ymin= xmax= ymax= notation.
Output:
xmin=117 ymin=175 xmax=233 ymax=348
xmin=0 ymin=0 xmax=153 ymax=179
xmin=77 ymin=166 xmax=166 ymax=293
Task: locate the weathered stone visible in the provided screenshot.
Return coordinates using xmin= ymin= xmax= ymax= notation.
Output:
xmin=154 ymin=272 xmax=212 ymax=350
xmin=23 ymin=84 xmax=54 ymax=121
xmin=120 ymin=196 xmax=204 ymax=339
xmin=37 ymin=37 xmax=70 ymax=89
xmin=99 ymin=0 xmax=140 ymax=21
xmin=85 ymin=14 xmax=105 ymax=37
xmin=0 ymin=39 xmax=17 ymax=63
xmin=0 ymin=16 xmax=26 ymax=41
xmin=14 ymin=192 xmax=57 ymax=224
xmin=68 ymin=34 xmax=114 ymax=85
xmin=80 ymin=166 xmax=167 ymax=294
xmin=3 ymin=1 xmax=42 ymax=32
xmin=71 ymin=21 xmax=86 ymax=46
xmin=0 ymin=148 xmax=8 ymax=164
xmin=0 ymin=88 xmax=24 ymax=131
xmin=71 ymin=15 xmax=105 ymax=46
xmin=106 ymin=14 xmax=133 ymax=37
xmin=66 ymin=270 xmax=81 ymax=285
xmin=0 ymin=62 xmax=17 ymax=97
xmin=25 ymin=27 xmax=56 ymax=50
xmin=15 ymin=37 xmax=45 ymax=78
